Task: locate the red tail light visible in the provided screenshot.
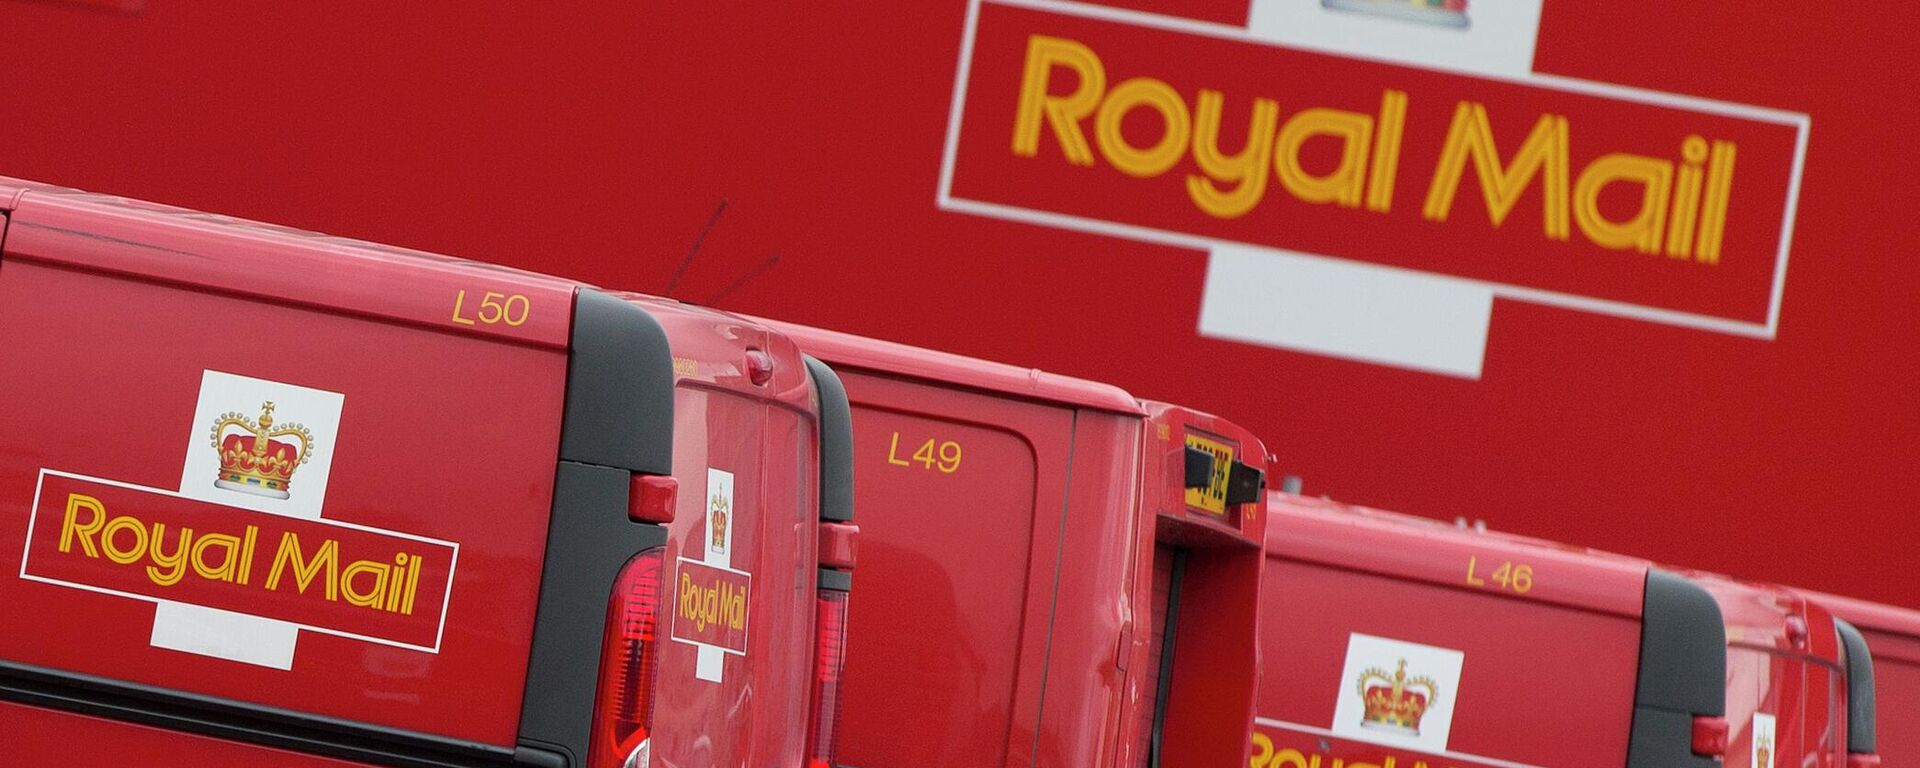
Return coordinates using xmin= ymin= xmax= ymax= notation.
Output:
xmin=806 ymin=588 xmax=851 ymax=768
xmin=590 ymin=546 xmax=666 ymax=768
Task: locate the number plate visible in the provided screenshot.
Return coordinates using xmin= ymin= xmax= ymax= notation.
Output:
xmin=1184 ymin=434 xmax=1234 ymax=516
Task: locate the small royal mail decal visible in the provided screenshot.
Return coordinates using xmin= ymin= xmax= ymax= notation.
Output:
xmin=670 ymin=558 xmax=751 ymax=655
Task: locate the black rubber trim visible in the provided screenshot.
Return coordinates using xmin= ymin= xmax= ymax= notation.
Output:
xmin=0 ymin=660 xmax=525 ymax=768
xmin=1836 ymin=619 xmax=1877 ymax=754
xmin=1183 ymin=446 xmax=1213 ymax=489
xmin=1224 ymin=459 xmax=1264 ymax=507
xmin=804 ymin=356 xmax=855 ymax=523
xmin=1625 ymin=569 xmax=1726 ymax=768
xmin=516 ymin=462 xmax=671 ymax=766
xmin=517 ymin=289 xmax=677 ymax=766
xmin=818 ymin=568 xmax=853 ymax=592
xmin=1148 ymin=550 xmax=1188 ymax=768
xmin=560 ymin=289 xmax=674 ymax=475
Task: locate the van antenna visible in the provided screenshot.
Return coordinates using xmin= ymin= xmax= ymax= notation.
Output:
xmin=707 ymin=253 xmax=780 ymax=306
xmin=666 ymin=198 xmax=728 ymax=297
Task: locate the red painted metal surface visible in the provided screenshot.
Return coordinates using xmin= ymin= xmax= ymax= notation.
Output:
xmin=1809 ymin=592 xmax=1920 ymax=768
xmin=764 ymin=318 xmax=1143 ymax=415
xmin=790 ymin=319 xmax=1273 ymax=768
xmin=1262 ymin=493 xmax=1646 ymax=768
xmin=1691 ymin=575 xmax=1847 ymax=768
xmin=0 ymin=196 xmax=571 ymax=744
xmin=822 ymin=367 xmax=1075 ymax=767
xmin=0 ymin=183 xmax=834 ymax=764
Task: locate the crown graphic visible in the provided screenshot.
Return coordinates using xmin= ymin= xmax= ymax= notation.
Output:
xmin=1357 ymin=659 xmax=1439 ymax=735
xmin=210 ymin=401 xmax=314 ymax=499
xmin=1756 ymin=733 xmax=1773 ymax=768
xmin=709 ymin=492 xmax=731 ymax=551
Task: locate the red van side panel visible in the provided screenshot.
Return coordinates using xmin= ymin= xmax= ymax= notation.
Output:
xmin=1259 ymin=499 xmax=1646 ymax=768
xmin=0 ymin=187 xmax=572 ymax=747
xmin=1860 ymin=630 xmax=1920 ymax=768
xmin=1257 ymin=559 xmax=1643 ymax=768
xmin=1033 ymin=410 xmax=1140 ymax=768
xmin=1808 ymin=592 xmax=1920 ymax=768
xmin=830 ymin=368 xmax=1078 ymax=768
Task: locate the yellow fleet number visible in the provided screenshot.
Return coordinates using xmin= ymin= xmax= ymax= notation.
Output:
xmin=1466 ymin=555 xmax=1534 ymax=594
xmin=887 ymin=432 xmax=962 ymax=474
xmin=452 ymin=289 xmax=531 ymax=327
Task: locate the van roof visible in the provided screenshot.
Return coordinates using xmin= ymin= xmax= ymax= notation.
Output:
xmin=1807 ymin=590 xmax=1920 ymax=640
xmin=761 ymin=318 xmax=1143 ymax=415
xmin=1267 ymin=492 xmax=1649 ymax=619
xmin=1280 ymin=493 xmax=1845 ymax=664
xmin=0 ymin=177 xmax=585 ymax=349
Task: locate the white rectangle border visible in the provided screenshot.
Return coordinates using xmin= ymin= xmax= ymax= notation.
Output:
xmin=19 ymin=468 xmax=459 ymax=655
xmin=666 ymin=556 xmax=753 ymax=658
xmin=936 ymin=0 xmax=1812 ymax=339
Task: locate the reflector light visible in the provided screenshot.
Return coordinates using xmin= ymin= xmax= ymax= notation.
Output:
xmin=590 ymin=546 xmax=666 ymax=768
xmin=806 ymin=588 xmax=851 ymax=768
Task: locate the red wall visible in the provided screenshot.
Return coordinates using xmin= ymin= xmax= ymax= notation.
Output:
xmin=0 ymin=0 xmax=1912 ymax=605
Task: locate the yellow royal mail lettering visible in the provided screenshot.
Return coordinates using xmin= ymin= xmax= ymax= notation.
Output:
xmin=1008 ymin=33 xmax=1739 ymax=265
xmin=45 ymin=485 xmax=430 ymax=618
xmin=678 ymin=571 xmax=748 ymax=633
xmin=668 ymin=558 xmax=752 ymax=654
xmin=1249 ymin=729 xmax=1507 ymax=768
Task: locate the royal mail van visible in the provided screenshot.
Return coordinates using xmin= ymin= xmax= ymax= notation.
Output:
xmin=764 ymin=322 xmax=1271 ymax=768
xmin=1256 ymin=493 xmax=1726 ymax=768
xmin=1347 ymin=510 xmax=1880 ymax=768
xmin=1258 ymin=494 xmax=1876 ymax=768
xmin=0 ymin=178 xmax=855 ymax=768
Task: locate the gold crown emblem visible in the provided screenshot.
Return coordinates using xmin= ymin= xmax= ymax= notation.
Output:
xmin=710 ymin=492 xmax=731 ymax=551
xmin=1358 ymin=659 xmax=1438 ymax=735
xmin=1755 ymin=733 xmax=1773 ymax=768
xmin=210 ymin=401 xmax=314 ymax=499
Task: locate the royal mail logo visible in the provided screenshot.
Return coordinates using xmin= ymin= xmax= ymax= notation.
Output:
xmin=669 ymin=558 xmax=751 ymax=655
xmin=20 ymin=470 xmax=457 ymax=652
xmin=1359 ymin=659 xmax=1440 ymax=735
xmin=11 ymin=371 xmax=460 ymax=669
xmin=211 ymin=401 xmax=314 ymax=499
xmin=942 ymin=0 xmax=1809 ymax=342
xmin=1332 ymin=634 xmax=1465 ymax=751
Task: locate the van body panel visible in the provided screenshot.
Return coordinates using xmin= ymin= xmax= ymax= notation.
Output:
xmin=827 ymin=367 xmax=1074 ymax=768
xmin=1260 ymin=496 xmax=1648 ymax=768
xmin=1692 ymin=579 xmax=1849 ymax=768
xmin=0 ymin=180 xmax=835 ymax=767
xmin=1033 ymin=410 xmax=1141 ymax=768
xmin=1815 ymin=592 xmax=1917 ymax=767
xmin=0 ymin=241 xmax=568 ymax=745
xmin=761 ymin=318 xmax=1143 ymax=415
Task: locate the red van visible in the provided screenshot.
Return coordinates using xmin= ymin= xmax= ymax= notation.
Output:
xmin=0 ymin=179 xmax=855 ymax=768
xmin=1257 ymin=494 xmax=1878 ymax=768
xmin=1256 ymin=493 xmax=1727 ymax=768
xmin=767 ymin=322 xmax=1272 ymax=768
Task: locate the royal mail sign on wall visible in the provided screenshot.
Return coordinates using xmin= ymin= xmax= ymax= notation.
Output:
xmin=943 ymin=0 xmax=1808 ymax=376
